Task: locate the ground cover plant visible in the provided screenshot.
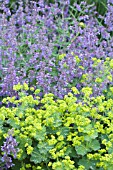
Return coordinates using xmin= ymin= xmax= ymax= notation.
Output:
xmin=0 ymin=0 xmax=113 ymax=169
xmin=1 ymin=84 xmax=113 ymax=169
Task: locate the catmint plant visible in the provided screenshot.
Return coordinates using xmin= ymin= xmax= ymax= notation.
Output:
xmin=0 ymin=0 xmax=113 ymax=99
xmin=0 ymin=129 xmax=19 ymax=169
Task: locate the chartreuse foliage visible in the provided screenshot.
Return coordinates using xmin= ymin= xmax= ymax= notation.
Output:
xmin=1 ymin=83 xmax=113 ymax=169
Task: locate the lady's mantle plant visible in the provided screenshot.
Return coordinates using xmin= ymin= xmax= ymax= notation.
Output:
xmin=0 ymin=83 xmax=113 ymax=169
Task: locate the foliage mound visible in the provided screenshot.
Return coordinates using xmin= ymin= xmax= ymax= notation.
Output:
xmin=0 ymin=83 xmax=113 ymax=169
xmin=1 ymin=0 xmax=113 ymax=169
xmin=0 ymin=0 xmax=113 ymax=98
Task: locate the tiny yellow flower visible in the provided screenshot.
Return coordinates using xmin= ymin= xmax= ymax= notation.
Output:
xmin=106 ymin=57 xmax=110 ymax=61
xmin=107 ymin=75 xmax=112 ymax=81
xmin=36 ymin=166 xmax=41 ymax=169
xmin=56 ymin=131 xmax=61 ymax=136
xmin=30 ymin=87 xmax=34 ymax=91
xmin=18 ymin=112 xmax=23 ymax=118
xmin=34 ymin=89 xmax=40 ymax=95
xmin=92 ymin=57 xmax=97 ymax=61
xmin=20 ymin=167 xmax=26 ymax=170
xmin=74 ymin=55 xmax=80 ymax=63
xmin=58 ymin=53 xmax=66 ymax=60
xmin=71 ymin=87 xmax=79 ymax=94
xmin=95 ymin=77 xmax=102 ymax=83
xmin=79 ymin=66 xmax=84 ymax=70
xmin=25 ymin=143 xmax=29 ymax=147
xmin=65 ymin=156 xmax=70 ymax=160
xmin=26 ymin=164 xmax=31 ymax=168
xmin=58 ymin=135 xmax=64 ymax=141
xmin=71 ymin=52 xmax=74 ymax=55
xmin=110 ymin=87 xmax=113 ymax=93
xmin=3 ymin=133 xmax=8 ymax=138
xmin=110 ymin=59 xmax=113 ymax=68
xmin=17 ymin=149 xmax=23 ymax=159
xmin=23 ymin=83 xmax=29 ymax=91
xmin=78 ymin=22 xmax=86 ymax=28
xmin=78 ymin=165 xmax=85 ymax=170
xmin=48 ymin=162 xmax=52 ymax=167
xmin=97 ymin=59 xmax=101 ymax=63
xmin=63 ymin=62 xmax=68 ymax=68
xmin=13 ymin=83 xmax=23 ymax=91
xmin=26 ymin=146 xmax=33 ymax=155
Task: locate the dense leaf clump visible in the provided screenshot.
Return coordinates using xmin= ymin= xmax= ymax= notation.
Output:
xmin=0 ymin=0 xmax=113 ymax=169
xmin=0 ymin=83 xmax=113 ymax=169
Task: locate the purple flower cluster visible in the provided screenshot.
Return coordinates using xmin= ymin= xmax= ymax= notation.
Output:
xmin=0 ymin=129 xmax=18 ymax=169
xmin=0 ymin=0 xmax=113 ymax=98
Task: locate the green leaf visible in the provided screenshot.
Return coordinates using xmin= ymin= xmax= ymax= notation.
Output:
xmin=51 ymin=112 xmax=62 ymax=127
xmin=16 ymin=136 xmax=32 ymax=150
xmin=19 ymin=148 xmax=27 ymax=161
xmin=30 ymin=147 xmax=48 ymax=164
xmin=46 ymin=127 xmax=57 ymax=135
xmin=50 ymin=71 xmax=58 ymax=76
xmin=100 ymin=134 xmax=109 ymax=141
xmin=34 ymin=126 xmax=46 ymax=141
xmin=70 ymin=148 xmax=77 ymax=158
xmin=75 ymin=144 xmax=89 ymax=156
xmin=0 ymin=119 xmax=4 ymax=126
xmin=11 ymin=160 xmax=22 ymax=169
xmin=53 ymin=118 xmax=62 ymax=128
xmin=7 ymin=119 xmax=20 ymax=128
xmin=84 ymin=130 xmax=98 ymax=141
xmin=108 ymin=146 xmax=113 ymax=154
xmin=65 ymin=146 xmax=75 ymax=157
xmin=89 ymin=140 xmax=100 ymax=151
xmin=38 ymin=142 xmax=53 ymax=154
xmin=105 ymin=165 xmax=113 ymax=170
xmin=60 ymin=127 xmax=69 ymax=137
xmin=30 ymin=148 xmax=43 ymax=164
xmin=83 ymin=124 xmax=93 ymax=133
xmin=78 ymin=157 xmax=97 ymax=170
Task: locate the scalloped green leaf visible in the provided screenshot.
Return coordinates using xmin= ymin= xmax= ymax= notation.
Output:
xmin=75 ymin=144 xmax=90 ymax=156
xmin=37 ymin=142 xmax=53 ymax=154
xmin=30 ymin=147 xmax=48 ymax=164
xmin=78 ymin=157 xmax=97 ymax=170
xmin=90 ymin=139 xmax=100 ymax=151
xmin=34 ymin=126 xmax=46 ymax=141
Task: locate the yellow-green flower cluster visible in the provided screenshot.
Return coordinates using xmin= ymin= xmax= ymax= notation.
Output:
xmin=58 ymin=53 xmax=66 ymax=60
xmin=81 ymin=87 xmax=92 ymax=98
xmin=78 ymin=22 xmax=86 ymax=28
xmin=48 ymin=156 xmax=75 ymax=170
xmin=1 ymin=83 xmax=113 ymax=169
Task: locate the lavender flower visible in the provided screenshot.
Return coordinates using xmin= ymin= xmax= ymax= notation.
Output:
xmin=0 ymin=129 xmax=19 ymax=169
xmin=0 ymin=0 xmax=113 ymax=98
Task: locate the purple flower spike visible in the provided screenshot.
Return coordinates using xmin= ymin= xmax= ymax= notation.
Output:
xmin=0 ymin=129 xmax=19 ymax=169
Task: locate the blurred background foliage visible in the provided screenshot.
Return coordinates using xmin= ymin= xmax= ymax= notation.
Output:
xmin=0 ymin=0 xmax=107 ymax=16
